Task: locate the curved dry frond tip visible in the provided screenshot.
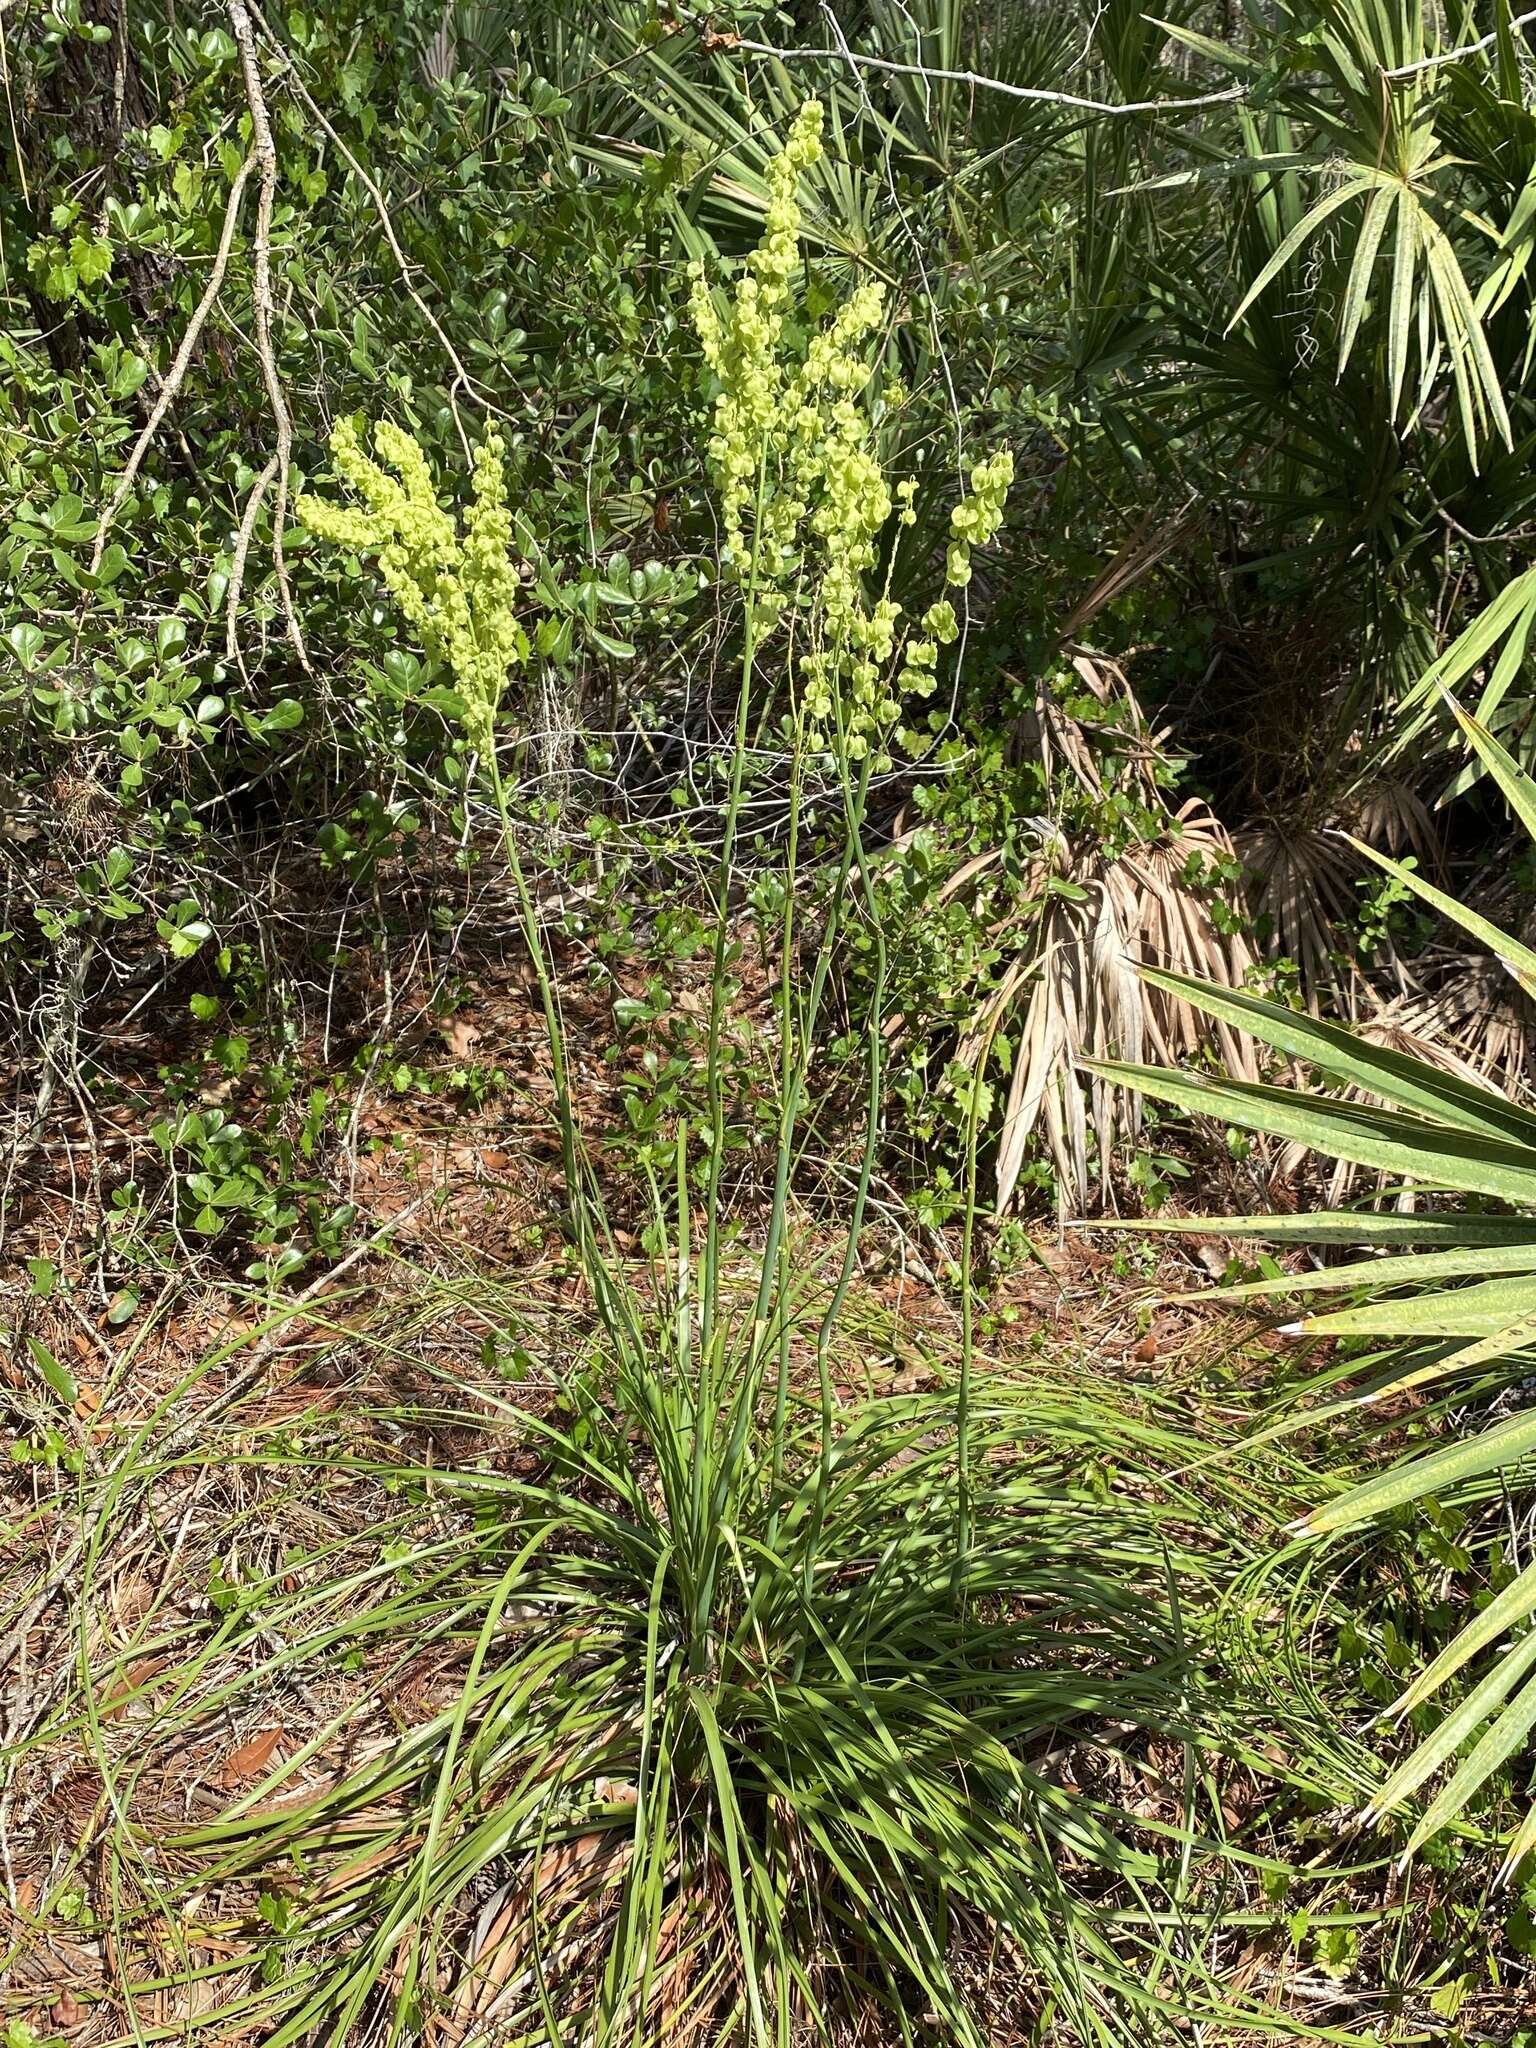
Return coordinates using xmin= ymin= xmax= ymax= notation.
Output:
xmin=1010 ymin=647 xmax=1165 ymax=804
xmin=1110 ymin=798 xmax=1261 ymax=1083
xmin=1274 ymin=1000 xmax=1510 ymax=1208
xmin=1058 ymin=507 xmax=1203 ymax=641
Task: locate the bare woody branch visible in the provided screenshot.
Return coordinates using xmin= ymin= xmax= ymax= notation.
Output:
xmin=228 ymin=0 xmax=312 ymax=677
xmin=90 ymin=153 xmax=256 ymax=579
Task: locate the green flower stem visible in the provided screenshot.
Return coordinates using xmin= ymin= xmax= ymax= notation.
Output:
xmin=699 ymin=446 xmax=770 ymax=1370
xmin=484 ymin=740 xmax=584 ymax=1242
xmin=953 ymin=1029 xmax=985 ymax=1603
xmin=805 ymin=720 xmax=881 ymax=1587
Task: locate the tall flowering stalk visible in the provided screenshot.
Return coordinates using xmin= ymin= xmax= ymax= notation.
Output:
xmin=689 ymin=99 xmax=1012 ymax=764
xmin=688 ymin=101 xmax=1015 ymax=1582
xmin=298 ymin=421 xmax=583 ymax=1211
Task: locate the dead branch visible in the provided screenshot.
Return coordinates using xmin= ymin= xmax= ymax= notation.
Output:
xmin=226 ymin=450 xmax=278 ymax=670
xmin=89 ymin=153 xmax=256 ymax=579
xmin=228 ymin=0 xmax=312 ymax=677
xmin=246 ymin=0 xmax=488 ymax=463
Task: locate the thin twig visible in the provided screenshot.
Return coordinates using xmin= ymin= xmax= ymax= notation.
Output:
xmin=229 ymin=0 xmax=312 ymax=677
xmin=702 ymin=29 xmax=1246 ymax=117
xmin=1383 ymin=9 xmax=1536 ymax=78
xmin=189 ymin=1186 xmax=438 ymax=1440
xmin=89 ymin=155 xmax=256 ymax=579
xmin=226 ymin=451 xmax=279 ymax=669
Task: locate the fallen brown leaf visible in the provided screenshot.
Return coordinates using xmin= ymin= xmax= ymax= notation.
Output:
xmin=444 ymin=1017 xmax=482 ymax=1058
xmin=593 ymin=1778 xmax=638 ymax=1805
xmin=220 ymin=1726 xmax=283 ymax=1786
xmin=101 ymin=1656 xmax=168 ymax=1723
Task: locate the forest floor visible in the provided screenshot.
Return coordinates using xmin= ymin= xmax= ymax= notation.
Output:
xmin=1 ymin=943 xmax=1527 ymax=2046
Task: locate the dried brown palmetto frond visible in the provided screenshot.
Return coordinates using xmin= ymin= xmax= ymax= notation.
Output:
xmin=1275 ymin=944 xmax=1536 ymax=1202
xmin=953 ymin=800 xmax=1258 ymax=1216
xmin=960 ymin=870 xmax=1137 ymax=1220
xmin=1107 ymin=798 xmax=1260 ymax=1074
xmin=1235 ymin=820 xmax=1361 ymax=999
xmin=1016 ymin=647 xmax=1168 ymax=803
xmin=1338 ymin=772 xmax=1438 ymax=861
xmin=1238 ymin=770 xmax=1443 ymax=1003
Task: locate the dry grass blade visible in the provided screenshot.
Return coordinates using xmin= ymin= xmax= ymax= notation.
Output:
xmin=1058 ymin=504 xmax=1203 ymax=640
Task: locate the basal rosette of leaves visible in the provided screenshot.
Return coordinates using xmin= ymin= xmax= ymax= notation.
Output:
xmin=688 ymin=98 xmax=1012 ymax=767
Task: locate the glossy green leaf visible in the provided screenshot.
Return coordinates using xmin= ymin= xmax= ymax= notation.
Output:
xmin=1391 ymin=1557 xmax=1536 ymax=1720
xmin=1090 ymin=1059 xmax=1536 ymax=1208
xmin=1138 ymin=965 xmax=1536 ymax=1145
xmin=25 ymin=1334 xmax=77 ymax=1406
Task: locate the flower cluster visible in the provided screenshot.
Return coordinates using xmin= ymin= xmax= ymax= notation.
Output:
xmin=689 ymin=100 xmax=827 ymax=581
xmin=298 ymin=418 xmax=526 ymax=745
xmin=690 ymin=102 xmax=1011 ymax=763
xmin=944 ymin=449 xmax=1014 ymax=590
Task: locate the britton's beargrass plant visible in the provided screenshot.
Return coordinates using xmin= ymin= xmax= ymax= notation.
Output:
xmin=133 ymin=1313 xmax=1257 ymax=2047
xmin=29 ymin=12 xmax=1536 ymax=2032
xmin=172 ymin=102 xmax=1294 ymax=2047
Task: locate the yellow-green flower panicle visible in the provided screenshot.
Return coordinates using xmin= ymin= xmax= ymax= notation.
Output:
xmin=299 ymin=419 xmax=527 ymax=746
xmin=944 ymin=449 xmax=1014 ymax=592
xmin=688 ymin=100 xmax=825 ymax=577
xmin=688 ymin=100 xmax=1013 ymax=765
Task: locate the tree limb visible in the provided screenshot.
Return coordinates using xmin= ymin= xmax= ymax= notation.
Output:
xmin=90 ymin=153 xmax=256 ymax=579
